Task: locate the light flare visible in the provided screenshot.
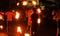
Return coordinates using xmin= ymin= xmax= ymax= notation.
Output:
xmin=15 ymin=11 xmax=20 ymax=19
xmin=0 ymin=14 xmax=3 ymax=20
xmin=0 ymin=25 xmax=3 ymax=29
xmin=32 ymin=1 xmax=36 ymax=6
xmin=37 ymin=8 xmax=41 ymax=14
xmin=24 ymin=33 xmax=30 ymax=36
xmin=17 ymin=26 xmax=22 ymax=33
xmin=37 ymin=18 xmax=41 ymax=24
xmin=22 ymin=1 xmax=27 ymax=6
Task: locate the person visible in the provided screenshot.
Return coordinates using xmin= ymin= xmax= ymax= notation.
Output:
xmin=3 ymin=13 xmax=7 ymax=33
xmin=31 ymin=8 xmax=38 ymax=36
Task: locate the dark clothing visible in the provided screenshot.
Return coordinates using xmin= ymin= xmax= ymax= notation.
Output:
xmin=31 ymin=11 xmax=38 ymax=36
xmin=31 ymin=13 xmax=38 ymax=23
xmin=31 ymin=23 xmax=38 ymax=36
xmin=4 ymin=15 xmax=7 ymax=32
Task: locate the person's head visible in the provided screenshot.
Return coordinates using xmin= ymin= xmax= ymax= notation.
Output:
xmin=33 ymin=8 xmax=36 ymax=14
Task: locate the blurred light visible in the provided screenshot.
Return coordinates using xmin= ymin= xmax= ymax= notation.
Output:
xmin=1 ymin=13 xmax=4 ymax=14
xmin=37 ymin=18 xmax=41 ymax=24
xmin=52 ymin=10 xmax=55 ymax=16
xmin=12 ymin=10 xmax=15 ymax=12
xmin=37 ymin=8 xmax=41 ymax=14
xmin=0 ymin=25 xmax=3 ymax=29
xmin=24 ymin=33 xmax=30 ymax=36
xmin=17 ymin=2 xmax=20 ymax=6
xmin=22 ymin=1 xmax=27 ymax=6
xmin=32 ymin=1 xmax=36 ymax=6
xmin=33 ymin=32 xmax=35 ymax=34
xmin=15 ymin=11 xmax=20 ymax=20
xmin=40 ymin=6 xmax=45 ymax=10
xmin=17 ymin=26 xmax=22 ymax=33
xmin=0 ymin=12 xmax=4 ymax=15
xmin=0 ymin=14 xmax=3 ymax=20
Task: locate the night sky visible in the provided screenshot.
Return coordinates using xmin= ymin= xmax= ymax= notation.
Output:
xmin=0 ymin=0 xmax=9 ymax=11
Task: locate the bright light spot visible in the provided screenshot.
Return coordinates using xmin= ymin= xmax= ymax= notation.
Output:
xmin=0 ymin=25 xmax=3 ymax=29
xmin=17 ymin=26 xmax=22 ymax=33
xmin=37 ymin=18 xmax=41 ymax=24
xmin=22 ymin=1 xmax=27 ymax=6
xmin=17 ymin=2 xmax=19 ymax=6
xmin=15 ymin=11 xmax=20 ymax=20
xmin=37 ymin=8 xmax=41 ymax=13
xmin=0 ymin=14 xmax=3 ymax=20
xmin=32 ymin=1 xmax=36 ymax=6
xmin=25 ymin=33 xmax=30 ymax=36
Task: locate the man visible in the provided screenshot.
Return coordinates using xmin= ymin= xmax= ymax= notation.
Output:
xmin=31 ymin=8 xmax=38 ymax=36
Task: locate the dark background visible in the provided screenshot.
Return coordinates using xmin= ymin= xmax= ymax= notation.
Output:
xmin=0 ymin=0 xmax=9 ymax=11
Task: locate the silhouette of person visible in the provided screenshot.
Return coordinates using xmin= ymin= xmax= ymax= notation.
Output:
xmin=4 ymin=14 xmax=7 ymax=32
xmin=31 ymin=8 xmax=38 ymax=36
